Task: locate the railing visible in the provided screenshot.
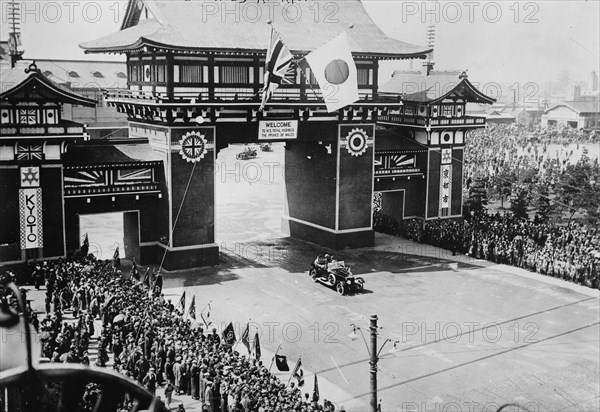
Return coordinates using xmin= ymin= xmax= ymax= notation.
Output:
xmin=377 ymin=114 xmax=427 ymax=126
xmin=64 ymin=183 xmax=161 ymax=197
xmin=103 ymin=89 xmax=401 ymax=106
xmin=0 ymin=125 xmax=86 ymax=136
xmin=430 ymin=117 xmax=486 ymax=126
xmin=378 ymin=114 xmax=486 ymax=127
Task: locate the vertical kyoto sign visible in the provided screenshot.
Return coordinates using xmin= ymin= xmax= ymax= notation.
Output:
xmin=19 ymin=167 xmax=43 ymax=249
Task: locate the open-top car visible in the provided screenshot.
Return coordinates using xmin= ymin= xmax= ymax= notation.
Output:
xmin=236 ymin=147 xmax=257 ymax=160
xmin=260 ymin=143 xmax=273 ymax=152
xmin=309 ymin=254 xmax=365 ymax=295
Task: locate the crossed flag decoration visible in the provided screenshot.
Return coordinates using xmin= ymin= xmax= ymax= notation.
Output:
xmin=260 ymin=24 xmax=359 ymax=113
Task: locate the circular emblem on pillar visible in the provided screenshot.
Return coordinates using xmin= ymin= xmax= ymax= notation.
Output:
xmin=345 ymin=128 xmax=369 ymax=157
xmin=179 ymin=132 xmax=208 ymax=163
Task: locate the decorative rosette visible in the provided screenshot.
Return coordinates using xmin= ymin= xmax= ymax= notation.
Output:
xmin=345 ymin=128 xmax=369 ymax=157
xmin=179 ymin=132 xmax=208 ymax=163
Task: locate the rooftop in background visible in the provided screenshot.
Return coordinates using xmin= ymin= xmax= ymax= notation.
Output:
xmin=379 ymin=70 xmax=495 ymax=104
xmin=80 ymin=0 xmax=432 ymax=59
xmin=546 ymin=101 xmax=600 ymax=115
xmin=0 ymin=61 xmax=96 ymax=107
xmin=26 ymin=59 xmax=127 ymax=90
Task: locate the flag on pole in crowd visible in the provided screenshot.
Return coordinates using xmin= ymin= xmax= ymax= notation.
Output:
xmin=200 ymin=302 xmax=211 ymax=327
xmin=275 ymin=354 xmax=289 ymax=371
xmin=80 ymin=233 xmax=89 ymax=256
xmin=305 ymin=32 xmax=359 ymax=112
xmin=142 ymin=267 xmax=150 ymax=286
xmin=112 ymin=246 xmax=121 ymax=269
xmin=131 ymin=258 xmax=140 ymax=281
xmin=260 ymin=26 xmax=294 ymax=111
xmin=312 ymin=374 xmax=320 ymax=402
xmin=222 ymin=322 xmax=236 ymax=345
xmin=253 ymin=332 xmax=261 ymax=360
xmin=241 ymin=323 xmax=250 ymax=352
xmin=178 ymin=290 xmax=186 ymax=312
xmin=188 ymin=295 xmax=196 ymax=320
xmin=292 ymin=357 xmax=305 ymax=387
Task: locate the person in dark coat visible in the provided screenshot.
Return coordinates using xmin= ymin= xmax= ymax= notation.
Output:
xmin=154 ymin=272 xmax=163 ymax=296
xmin=143 ymin=368 xmax=157 ymax=395
xmin=190 ymin=361 xmax=200 ymax=400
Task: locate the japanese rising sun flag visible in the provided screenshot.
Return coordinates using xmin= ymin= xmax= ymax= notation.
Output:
xmin=305 ymin=32 xmax=359 ymax=112
xmin=260 ymin=27 xmax=295 ymax=111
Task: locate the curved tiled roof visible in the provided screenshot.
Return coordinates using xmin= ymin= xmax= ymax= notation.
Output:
xmin=379 ymin=71 xmax=495 ymax=104
xmin=80 ymin=0 xmax=431 ymax=59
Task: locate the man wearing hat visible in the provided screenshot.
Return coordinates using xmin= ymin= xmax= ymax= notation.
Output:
xmin=191 ymin=360 xmax=200 ymax=400
xmin=143 ymin=367 xmax=157 ymax=395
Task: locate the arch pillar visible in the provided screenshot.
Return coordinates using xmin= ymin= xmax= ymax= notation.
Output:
xmin=282 ymin=124 xmax=375 ymax=249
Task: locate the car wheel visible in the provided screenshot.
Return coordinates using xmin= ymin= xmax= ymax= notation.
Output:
xmin=355 ymin=279 xmax=364 ymax=292
xmin=328 ymin=274 xmax=336 ymax=286
xmin=309 ymin=269 xmax=318 ymax=281
xmin=336 ymin=282 xmax=346 ymax=295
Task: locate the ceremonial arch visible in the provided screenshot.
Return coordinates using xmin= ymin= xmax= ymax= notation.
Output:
xmin=1 ymin=0 xmax=494 ymax=271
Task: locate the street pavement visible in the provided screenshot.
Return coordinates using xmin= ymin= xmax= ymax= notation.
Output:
xmin=29 ymin=145 xmax=600 ymax=411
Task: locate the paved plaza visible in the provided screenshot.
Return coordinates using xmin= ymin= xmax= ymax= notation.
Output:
xmin=59 ymin=145 xmax=600 ymax=411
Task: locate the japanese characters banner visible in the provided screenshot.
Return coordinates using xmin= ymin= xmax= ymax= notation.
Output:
xmin=439 ymin=164 xmax=452 ymax=214
xmin=19 ymin=188 xmax=43 ymax=249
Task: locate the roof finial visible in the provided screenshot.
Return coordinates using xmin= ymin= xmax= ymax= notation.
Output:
xmin=24 ymin=61 xmax=39 ymax=74
xmin=459 ymin=70 xmax=469 ymax=79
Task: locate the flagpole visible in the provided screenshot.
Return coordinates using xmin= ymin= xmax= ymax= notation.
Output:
xmin=234 ymin=318 xmax=250 ymax=352
xmin=268 ymin=343 xmax=282 ymax=372
xmin=287 ymin=353 xmax=303 ymax=385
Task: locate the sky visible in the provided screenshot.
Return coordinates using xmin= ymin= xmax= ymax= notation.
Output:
xmin=1 ymin=0 xmax=598 ymax=88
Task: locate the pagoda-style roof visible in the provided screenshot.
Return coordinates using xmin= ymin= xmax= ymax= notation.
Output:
xmin=80 ymin=0 xmax=431 ymax=59
xmin=0 ymin=62 xmax=96 ymax=106
xmin=379 ymin=71 xmax=496 ymax=104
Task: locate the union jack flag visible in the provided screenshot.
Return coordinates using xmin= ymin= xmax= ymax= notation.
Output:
xmin=16 ymin=145 xmax=43 ymax=161
xmin=260 ymin=27 xmax=295 ymax=111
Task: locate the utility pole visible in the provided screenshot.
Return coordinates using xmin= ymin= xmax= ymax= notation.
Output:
xmin=369 ymin=314 xmax=378 ymax=412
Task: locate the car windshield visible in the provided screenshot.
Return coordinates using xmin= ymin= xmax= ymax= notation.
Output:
xmin=330 ymin=261 xmax=345 ymax=269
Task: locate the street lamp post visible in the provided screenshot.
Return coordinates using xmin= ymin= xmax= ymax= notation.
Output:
xmin=350 ymin=315 xmax=398 ymax=412
xmin=369 ymin=315 xmax=378 ymax=412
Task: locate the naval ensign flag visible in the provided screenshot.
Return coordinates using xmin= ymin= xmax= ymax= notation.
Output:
xmin=305 ymin=32 xmax=359 ymax=113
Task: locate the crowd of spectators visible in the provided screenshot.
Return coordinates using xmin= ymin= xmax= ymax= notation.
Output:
xmin=2 ymin=254 xmax=334 ymax=412
xmin=375 ymin=124 xmax=600 ymax=289
xmin=465 ymin=124 xmax=598 ymax=188
xmin=375 ymin=212 xmax=599 ymax=289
